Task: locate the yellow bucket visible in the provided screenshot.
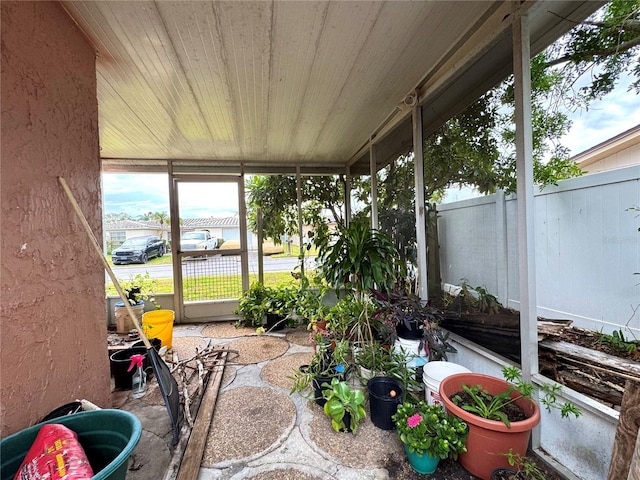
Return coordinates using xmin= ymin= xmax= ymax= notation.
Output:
xmin=142 ymin=310 xmax=175 ymax=349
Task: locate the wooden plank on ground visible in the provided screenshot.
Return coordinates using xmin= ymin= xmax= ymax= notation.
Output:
xmin=608 ymin=381 xmax=640 ymax=480
xmin=176 ymin=349 xmax=228 ymax=480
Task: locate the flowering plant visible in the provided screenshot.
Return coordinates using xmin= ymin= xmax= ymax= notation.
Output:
xmin=392 ymin=401 xmax=469 ymax=460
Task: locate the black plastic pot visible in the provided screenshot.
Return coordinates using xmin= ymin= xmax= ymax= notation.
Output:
xmin=132 ymin=338 xmax=162 ymax=351
xmin=396 ymin=320 xmax=422 ymax=340
xmin=313 ymin=374 xmax=338 ymax=407
xmin=265 ymin=313 xmax=285 ymax=331
xmin=110 ymin=347 xmax=149 ymax=390
xmin=367 ymin=376 xmax=404 ymax=430
xmin=39 ymin=401 xmax=83 ymax=423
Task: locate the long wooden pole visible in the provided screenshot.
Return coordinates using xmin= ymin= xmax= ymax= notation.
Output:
xmin=58 ymin=176 xmax=151 ymax=349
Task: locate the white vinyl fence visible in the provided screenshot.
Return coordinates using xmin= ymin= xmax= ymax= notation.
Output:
xmin=438 ymin=165 xmax=640 ymax=337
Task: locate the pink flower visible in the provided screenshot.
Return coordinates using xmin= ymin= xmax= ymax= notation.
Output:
xmin=407 ymin=414 xmax=423 ymax=428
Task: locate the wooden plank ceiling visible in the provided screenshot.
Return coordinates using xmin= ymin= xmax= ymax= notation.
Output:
xmin=61 ymin=1 xmax=602 ymax=174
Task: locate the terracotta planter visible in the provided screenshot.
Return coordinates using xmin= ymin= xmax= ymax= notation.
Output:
xmin=438 ymin=373 xmax=540 ymax=480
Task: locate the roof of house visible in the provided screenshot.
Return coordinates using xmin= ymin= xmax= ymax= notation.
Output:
xmin=573 ymin=124 xmax=640 ymax=168
xmin=106 ymin=217 xmax=239 ymax=231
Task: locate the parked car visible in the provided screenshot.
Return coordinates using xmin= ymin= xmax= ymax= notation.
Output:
xmin=180 ymin=230 xmax=219 ymax=251
xmin=112 ymin=235 xmax=165 ymax=265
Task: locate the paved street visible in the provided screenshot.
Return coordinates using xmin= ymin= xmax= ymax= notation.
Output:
xmin=109 ymin=252 xmax=316 ymax=281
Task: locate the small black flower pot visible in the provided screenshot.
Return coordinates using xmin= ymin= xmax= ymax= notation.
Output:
xmin=265 ymin=313 xmax=285 ymax=331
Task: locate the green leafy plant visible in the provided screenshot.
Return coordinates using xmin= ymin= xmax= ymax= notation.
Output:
xmin=392 ymin=401 xmax=469 ymax=460
xmin=321 ymin=377 xmax=366 ymax=433
xmin=235 ymin=283 xmax=299 ymax=328
xmin=499 ymin=449 xmax=547 ymax=480
xmin=317 ymin=218 xmax=403 ymax=300
xmin=120 ymin=272 xmax=160 ymax=308
xmin=452 ymin=366 xmax=581 ymax=427
xmin=289 ymin=339 xmax=350 ymax=395
xmin=597 ymin=328 xmax=638 ymax=354
xmin=235 ymin=283 xmax=270 ymax=327
xmin=372 ymin=286 xmax=457 ymax=361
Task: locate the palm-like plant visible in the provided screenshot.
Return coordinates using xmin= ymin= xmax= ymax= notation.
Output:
xmin=317 ymin=218 xmax=402 ymax=301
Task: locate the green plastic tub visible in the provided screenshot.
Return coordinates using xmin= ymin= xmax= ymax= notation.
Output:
xmin=0 ymin=409 xmax=142 ymax=480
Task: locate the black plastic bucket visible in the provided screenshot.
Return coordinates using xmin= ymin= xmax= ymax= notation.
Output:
xmin=367 ymin=376 xmax=404 ymax=430
xmin=312 ymin=374 xmax=336 ymax=407
xmin=132 ymin=338 xmax=162 ymax=351
xmin=109 ymin=347 xmax=148 ymax=390
xmin=39 ymin=401 xmax=83 ymax=423
xmin=265 ymin=313 xmax=285 ymax=331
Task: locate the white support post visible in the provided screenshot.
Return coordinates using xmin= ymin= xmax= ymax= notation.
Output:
xmin=345 ymin=166 xmax=352 ymax=226
xmin=296 ymin=166 xmax=305 ymax=280
xmin=513 ymin=13 xmax=539 ymax=381
xmin=413 ymin=105 xmax=428 ymax=302
xmin=238 ymin=170 xmax=250 ymax=292
xmin=495 ymin=189 xmax=508 ymax=306
xmin=370 ymin=141 xmax=378 ymax=229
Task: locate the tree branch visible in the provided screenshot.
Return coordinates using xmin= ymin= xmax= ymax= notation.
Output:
xmin=545 ymin=36 xmax=640 ymax=68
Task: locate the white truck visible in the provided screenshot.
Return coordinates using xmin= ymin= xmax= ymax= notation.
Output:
xmin=180 ymin=230 xmax=219 ymax=251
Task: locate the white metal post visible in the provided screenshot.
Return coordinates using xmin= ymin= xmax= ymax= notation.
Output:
xmin=345 ymin=166 xmax=352 ymax=226
xmin=296 ymin=166 xmax=305 ymax=280
xmin=238 ymin=170 xmax=250 ymax=291
xmin=369 ymin=141 xmax=378 ymax=229
xmin=513 ymin=13 xmax=539 ymax=380
xmin=413 ymin=105 xmax=429 ymax=302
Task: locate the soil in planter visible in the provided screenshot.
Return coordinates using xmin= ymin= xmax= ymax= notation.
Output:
xmin=452 ymin=390 xmax=529 ymax=423
xmin=492 ymin=470 xmax=526 ymax=480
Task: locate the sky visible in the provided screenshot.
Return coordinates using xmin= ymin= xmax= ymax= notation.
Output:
xmin=103 ymin=78 xmax=640 ymax=217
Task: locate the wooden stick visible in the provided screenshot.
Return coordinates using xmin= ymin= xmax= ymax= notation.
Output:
xmin=176 ymin=349 xmax=228 ymax=480
xmin=58 ymin=177 xmax=151 ymax=349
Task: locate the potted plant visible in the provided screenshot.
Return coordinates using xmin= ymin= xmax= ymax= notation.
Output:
xmin=392 ymin=401 xmax=469 ymax=474
xmin=235 ymin=282 xmax=270 ymax=328
xmin=438 ymin=366 xmax=581 ymax=480
xmin=321 ymin=377 xmax=366 ymax=433
xmin=491 ymin=449 xmax=547 ymax=480
xmin=372 ymin=285 xmax=457 ymax=361
xmin=317 ymin=218 xmax=403 ymax=302
xmin=290 ymin=338 xmax=350 ymax=406
xmin=114 ymin=272 xmax=160 ymax=334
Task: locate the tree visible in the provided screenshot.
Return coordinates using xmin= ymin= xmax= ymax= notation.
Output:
xmin=545 ymin=0 xmax=640 ymax=100
xmin=246 ymin=175 xmax=344 ymax=248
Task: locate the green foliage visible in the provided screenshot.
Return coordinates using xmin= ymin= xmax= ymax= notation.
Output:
xmin=120 ymin=272 xmax=160 ymax=309
xmin=289 ymin=339 xmax=351 ymax=395
xmin=372 ymin=285 xmax=457 ymax=361
xmin=322 ymin=377 xmax=367 ymax=433
xmin=500 ymin=449 xmax=547 ymax=480
xmin=246 ymin=175 xmax=342 ymax=247
xmin=392 ymin=401 xmax=469 ymax=460
xmin=234 ymin=283 xmax=298 ymax=328
xmin=452 ymin=366 xmax=581 ymax=427
xmin=597 ymin=328 xmax=639 ymax=354
xmin=317 ymin=218 xmax=403 ymax=299
xmin=545 ymin=0 xmax=640 ymax=99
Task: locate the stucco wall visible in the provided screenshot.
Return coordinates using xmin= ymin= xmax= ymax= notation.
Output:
xmin=1 ymin=2 xmax=111 ymax=435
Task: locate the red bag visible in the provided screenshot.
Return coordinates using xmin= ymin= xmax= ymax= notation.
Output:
xmin=13 ymin=424 xmax=94 ymax=480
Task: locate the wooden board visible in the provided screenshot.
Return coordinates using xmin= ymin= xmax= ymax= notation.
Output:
xmin=176 ymin=350 xmax=228 ymax=480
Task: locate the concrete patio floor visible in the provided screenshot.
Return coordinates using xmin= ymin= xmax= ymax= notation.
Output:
xmin=112 ymin=323 xmax=562 ymax=480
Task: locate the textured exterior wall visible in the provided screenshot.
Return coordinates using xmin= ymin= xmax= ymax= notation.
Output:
xmin=1 ymin=2 xmax=111 ymax=435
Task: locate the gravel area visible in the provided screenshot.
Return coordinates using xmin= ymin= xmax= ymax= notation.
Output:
xmin=202 ymin=322 xmax=257 ymax=338
xmin=226 ymin=336 xmax=290 ymax=364
xmin=308 ymin=401 xmax=404 ymax=469
xmin=247 ymin=469 xmax=328 ymax=480
xmin=171 ymin=336 xmax=211 ymax=364
xmin=285 ymin=329 xmax=313 ymax=346
xmin=261 ymin=352 xmax=314 ymax=390
xmin=202 ymin=386 xmax=296 ymax=466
